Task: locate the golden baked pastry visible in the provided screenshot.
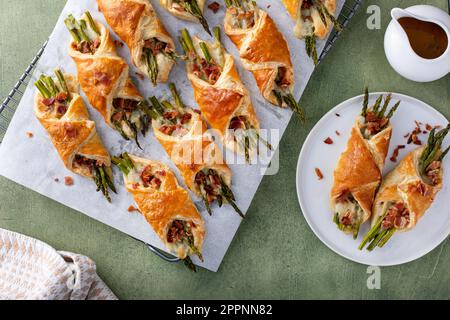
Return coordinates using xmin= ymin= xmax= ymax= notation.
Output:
xmin=147 ymin=83 xmax=244 ymax=218
xmin=113 ymin=153 xmax=205 ymax=270
xmin=331 ymin=89 xmax=400 ymax=238
xmin=359 ymin=125 xmax=449 ymax=251
xmin=180 ymin=28 xmax=272 ymax=162
xmin=65 ymin=12 xmax=148 ymax=147
xmin=34 ymin=70 xmax=115 ymax=201
xmin=281 ymin=0 xmax=341 ymax=64
xmin=224 ymin=0 xmax=305 ymax=120
xmin=97 ymin=0 xmax=177 ymax=85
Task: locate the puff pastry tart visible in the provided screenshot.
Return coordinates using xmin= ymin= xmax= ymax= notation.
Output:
xmin=34 ymin=70 xmax=116 ymax=202
xmin=147 ymin=83 xmax=244 ymax=218
xmin=331 ymin=89 xmax=400 ymax=238
xmin=159 ymin=0 xmax=210 ymax=35
xmin=359 ymin=125 xmax=449 ymax=251
xmin=65 ymin=12 xmax=149 ymax=147
xmin=224 ymin=0 xmax=305 ymax=120
xmin=179 ymin=28 xmax=272 ymax=162
xmin=112 ymin=153 xmax=205 ymax=270
xmin=281 ymin=0 xmax=341 ymax=65
xmin=97 ymin=0 xmax=177 ymax=85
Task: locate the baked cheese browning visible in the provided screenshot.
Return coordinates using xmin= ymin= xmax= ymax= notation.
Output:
xmin=34 ymin=70 xmax=116 ymax=202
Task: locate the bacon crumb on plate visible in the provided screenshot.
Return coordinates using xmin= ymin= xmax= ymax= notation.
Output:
xmin=64 ymin=176 xmax=74 ymax=186
xmin=26 ymin=132 xmax=33 ymax=138
xmin=335 ymin=130 xmax=341 ymax=136
xmin=324 ymin=137 xmax=333 ymax=144
xmin=54 ymin=178 xmax=59 ymax=183
xmin=128 ymin=205 xmax=140 ymax=213
xmin=315 ymin=168 xmax=324 ymax=180
xmin=207 ymin=1 xmax=220 ymax=13
xmin=390 ymin=145 xmax=405 ymax=162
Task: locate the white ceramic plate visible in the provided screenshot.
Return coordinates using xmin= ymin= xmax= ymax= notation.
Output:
xmin=296 ymin=93 xmax=450 ymax=266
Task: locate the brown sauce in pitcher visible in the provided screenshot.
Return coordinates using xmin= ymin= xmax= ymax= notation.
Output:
xmin=398 ymin=17 xmax=448 ymax=59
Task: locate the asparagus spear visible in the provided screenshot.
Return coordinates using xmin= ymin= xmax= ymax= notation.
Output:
xmin=143 ymin=48 xmax=159 ymax=86
xmin=362 ymin=87 xmax=369 ymax=117
xmin=281 ymin=93 xmax=306 ymax=123
xmin=178 ymin=0 xmax=211 ymax=35
xmin=199 ymin=42 xmax=212 ymax=63
xmin=169 ymin=83 xmax=185 ymax=111
xmin=54 ymin=69 xmax=71 ymax=101
xmin=84 ymin=11 xmax=100 ymax=36
xmin=112 ymin=153 xmax=135 ymax=175
xmin=183 ymin=256 xmax=197 ymax=272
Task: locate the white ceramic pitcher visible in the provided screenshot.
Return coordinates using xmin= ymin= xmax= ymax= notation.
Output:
xmin=384 ymin=5 xmax=450 ymax=82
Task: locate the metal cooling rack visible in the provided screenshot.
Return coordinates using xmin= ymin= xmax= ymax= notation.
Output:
xmin=0 ymin=0 xmax=362 ymax=263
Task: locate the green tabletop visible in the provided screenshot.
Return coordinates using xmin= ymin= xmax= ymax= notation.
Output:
xmin=1 ymin=0 xmax=449 ymax=300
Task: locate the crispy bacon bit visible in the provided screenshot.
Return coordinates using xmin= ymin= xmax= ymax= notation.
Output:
xmin=364 ymin=112 xmax=389 ymax=136
xmin=425 ymin=123 xmax=433 ymax=131
xmin=406 ymin=121 xmax=423 ymax=145
xmin=132 ymin=183 xmax=139 ymax=189
xmin=64 ymin=176 xmax=74 ymax=186
xmin=94 ymin=72 xmax=111 ymax=86
xmin=163 ymin=111 xmax=179 ymax=120
xmin=335 ymin=113 xmax=341 ymax=117
xmin=159 ymin=125 xmax=176 ymax=136
xmin=54 ymin=178 xmax=59 ymax=183
xmin=382 ymin=201 xmax=410 ymax=230
xmin=140 ymin=166 xmax=154 ymax=187
xmin=341 ymin=213 xmax=353 ymax=226
xmin=57 ymin=105 xmax=67 ymax=116
xmin=180 ymin=113 xmax=192 ymax=125
xmin=409 ymin=181 xmax=428 ymax=196
xmin=324 ymin=137 xmax=333 ymax=145
xmin=425 ymin=161 xmax=441 ymax=185
xmin=193 ymin=109 xmax=201 ymax=115
xmin=335 ymin=130 xmax=341 ymax=136
xmin=26 ymin=132 xmax=34 ymax=138
xmin=128 ymin=205 xmax=139 ymax=213
xmin=42 ymin=98 xmax=55 ymax=106
xmin=390 ymin=145 xmax=405 ymax=162
xmin=80 ymin=41 xmax=91 ymax=54
xmin=315 ymin=168 xmax=324 ymax=180
xmin=55 ymin=92 xmax=68 ymax=102
xmin=167 ymin=220 xmax=187 ymax=244
xmin=207 ymin=1 xmax=220 ymax=13
xmin=229 ymin=116 xmax=246 ymax=130
xmin=93 ymin=38 xmax=101 ymax=49
xmin=195 ymin=171 xmax=207 ymax=185
xmin=156 ymin=170 xmax=166 ymax=176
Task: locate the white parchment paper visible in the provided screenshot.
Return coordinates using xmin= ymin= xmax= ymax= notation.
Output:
xmin=0 ymin=0 xmax=344 ymax=271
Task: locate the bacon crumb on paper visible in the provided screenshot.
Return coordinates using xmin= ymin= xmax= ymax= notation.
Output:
xmin=64 ymin=176 xmax=74 ymax=186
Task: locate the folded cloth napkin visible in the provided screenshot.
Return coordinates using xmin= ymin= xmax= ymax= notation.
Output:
xmin=0 ymin=228 xmax=117 ymax=300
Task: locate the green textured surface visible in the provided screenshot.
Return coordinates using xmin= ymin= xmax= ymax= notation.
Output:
xmin=0 ymin=0 xmax=449 ymax=300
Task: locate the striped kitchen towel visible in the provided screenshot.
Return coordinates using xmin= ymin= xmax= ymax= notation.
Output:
xmin=0 ymin=228 xmax=117 ymax=300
